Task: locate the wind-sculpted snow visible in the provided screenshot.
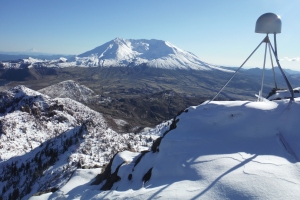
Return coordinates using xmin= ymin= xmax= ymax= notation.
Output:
xmin=41 ymin=98 xmax=300 ymax=200
xmin=0 ymin=86 xmax=163 ymax=199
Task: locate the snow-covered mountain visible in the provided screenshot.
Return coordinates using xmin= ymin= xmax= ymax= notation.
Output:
xmin=1 ymin=38 xmax=232 ymax=72
xmin=25 ymin=48 xmax=39 ymax=53
xmin=72 ymin=37 xmax=230 ymax=71
xmin=33 ymin=97 xmax=300 ymax=199
xmin=0 ymin=86 xmax=164 ymax=199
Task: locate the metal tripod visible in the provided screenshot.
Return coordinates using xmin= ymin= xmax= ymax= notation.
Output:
xmin=210 ymin=34 xmax=294 ymax=102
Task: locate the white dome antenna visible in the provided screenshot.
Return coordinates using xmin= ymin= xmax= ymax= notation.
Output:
xmin=209 ymin=13 xmax=294 ymax=103
xmin=255 ymin=13 xmax=281 ymax=34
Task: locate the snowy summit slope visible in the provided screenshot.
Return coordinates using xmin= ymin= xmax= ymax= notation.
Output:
xmin=73 ymin=38 xmax=230 ymax=71
xmin=42 ymin=98 xmax=300 ymax=200
xmin=0 ymin=86 xmax=162 ymax=199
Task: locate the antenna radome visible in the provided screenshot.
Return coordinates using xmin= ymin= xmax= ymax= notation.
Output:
xmin=255 ymin=13 xmax=281 ymax=34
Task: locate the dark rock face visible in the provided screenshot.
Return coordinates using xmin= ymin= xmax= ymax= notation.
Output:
xmin=142 ymin=168 xmax=153 ymax=184
xmin=100 ymin=162 xmax=124 ymax=190
xmin=91 ymin=153 xmax=118 ymax=186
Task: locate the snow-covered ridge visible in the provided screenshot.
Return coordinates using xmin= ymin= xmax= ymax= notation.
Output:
xmin=1 ymin=38 xmax=233 ymax=72
xmin=0 ymin=85 xmax=108 ymax=161
xmin=43 ymin=98 xmax=300 ymax=199
xmin=0 ymin=85 xmax=163 ymax=199
xmin=0 ymin=57 xmax=74 ymax=69
xmin=38 ymin=80 xmax=96 ymax=104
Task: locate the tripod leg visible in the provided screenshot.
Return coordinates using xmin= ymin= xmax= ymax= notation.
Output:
xmin=268 ymin=43 xmax=278 ymax=89
xmin=258 ymin=42 xmax=268 ymax=101
xmin=269 ymin=42 xmax=294 ymax=101
xmin=209 ymin=36 xmax=267 ymax=102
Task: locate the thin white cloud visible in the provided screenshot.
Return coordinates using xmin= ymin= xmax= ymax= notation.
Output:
xmin=280 ymin=57 xmax=300 ymax=61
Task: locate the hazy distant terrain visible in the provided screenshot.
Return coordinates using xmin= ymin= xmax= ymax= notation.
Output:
xmin=0 ymin=53 xmax=73 ymax=61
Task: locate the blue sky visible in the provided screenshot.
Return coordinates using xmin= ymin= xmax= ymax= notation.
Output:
xmin=1 ymin=0 xmax=299 ymax=69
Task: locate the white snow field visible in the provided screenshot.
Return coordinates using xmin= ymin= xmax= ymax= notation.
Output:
xmin=34 ymin=97 xmax=300 ymax=200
